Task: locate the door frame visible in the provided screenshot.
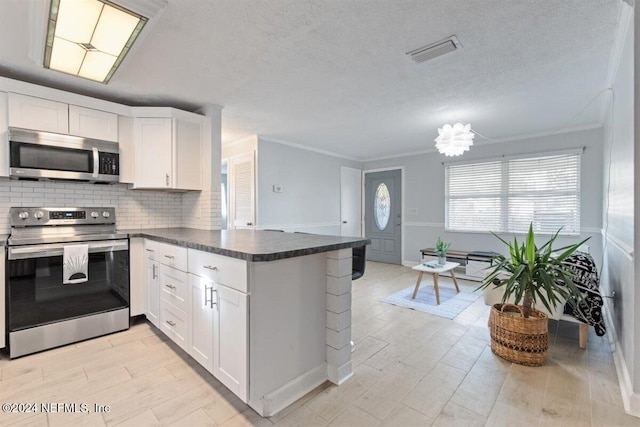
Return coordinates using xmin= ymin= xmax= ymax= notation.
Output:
xmin=224 ymin=151 xmax=257 ymax=229
xmin=362 ymin=166 xmax=405 ymax=264
xmin=340 ymin=166 xmax=363 ymax=237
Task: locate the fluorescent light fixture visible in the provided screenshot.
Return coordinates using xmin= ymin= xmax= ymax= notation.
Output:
xmin=434 ymin=123 xmax=475 ymax=156
xmin=44 ymin=0 xmax=147 ymax=83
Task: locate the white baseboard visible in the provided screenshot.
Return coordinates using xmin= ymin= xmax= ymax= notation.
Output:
xmin=249 ymin=363 xmax=327 ymax=417
xmin=603 ymin=300 xmax=640 ymax=418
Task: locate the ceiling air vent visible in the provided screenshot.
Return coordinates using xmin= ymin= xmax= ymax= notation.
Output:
xmin=407 ymin=35 xmax=461 ymax=64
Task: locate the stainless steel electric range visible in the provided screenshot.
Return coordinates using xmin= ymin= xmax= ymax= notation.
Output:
xmin=6 ymin=207 xmax=130 ymax=358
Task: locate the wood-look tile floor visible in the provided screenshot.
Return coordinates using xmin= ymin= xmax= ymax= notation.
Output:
xmin=1 ymin=261 xmax=639 ymax=426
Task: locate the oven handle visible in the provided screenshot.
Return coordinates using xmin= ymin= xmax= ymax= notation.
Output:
xmin=8 ymin=240 xmax=129 ymax=260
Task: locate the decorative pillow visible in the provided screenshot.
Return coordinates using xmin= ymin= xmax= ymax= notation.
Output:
xmin=562 ymin=252 xmax=606 ymax=336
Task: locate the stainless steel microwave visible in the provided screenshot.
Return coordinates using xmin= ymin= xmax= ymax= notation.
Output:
xmin=9 ymin=127 xmax=120 ymax=183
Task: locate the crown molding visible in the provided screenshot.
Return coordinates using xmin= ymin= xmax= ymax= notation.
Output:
xmin=258 ymin=136 xmax=362 ymax=162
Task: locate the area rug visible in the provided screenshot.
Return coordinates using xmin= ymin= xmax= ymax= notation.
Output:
xmin=380 ymin=282 xmax=481 ymax=319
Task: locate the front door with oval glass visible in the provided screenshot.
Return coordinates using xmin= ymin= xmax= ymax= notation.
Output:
xmin=365 ymin=169 xmax=401 ymax=264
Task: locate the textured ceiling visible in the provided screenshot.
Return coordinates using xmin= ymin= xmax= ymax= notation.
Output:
xmin=0 ymin=0 xmax=622 ymax=160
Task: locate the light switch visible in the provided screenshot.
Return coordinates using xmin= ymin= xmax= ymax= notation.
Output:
xmin=273 ymin=185 xmax=283 ymax=193
xmin=407 ymin=208 xmax=418 ymax=215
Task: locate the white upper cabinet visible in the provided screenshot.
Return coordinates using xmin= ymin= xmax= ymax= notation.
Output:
xmin=69 ymin=105 xmax=118 ymax=142
xmin=8 ymin=93 xmax=118 ymax=143
xmin=134 ymin=118 xmax=173 ymax=189
xmin=132 ymin=110 xmax=203 ymax=191
xmin=8 ymin=93 xmax=69 ymax=134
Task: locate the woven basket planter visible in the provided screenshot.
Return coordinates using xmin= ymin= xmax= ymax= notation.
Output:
xmin=489 ymin=303 xmax=549 ymax=367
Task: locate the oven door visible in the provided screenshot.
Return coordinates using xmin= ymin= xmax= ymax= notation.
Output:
xmin=7 ymin=239 xmax=129 ymax=333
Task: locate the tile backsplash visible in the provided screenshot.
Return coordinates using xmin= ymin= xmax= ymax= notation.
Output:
xmin=0 ymin=179 xmax=209 ymax=233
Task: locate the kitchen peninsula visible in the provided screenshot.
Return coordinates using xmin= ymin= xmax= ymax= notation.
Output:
xmin=123 ymin=228 xmax=369 ymax=417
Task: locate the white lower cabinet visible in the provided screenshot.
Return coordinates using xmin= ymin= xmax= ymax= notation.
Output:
xmin=214 ymin=284 xmax=248 ymax=401
xmin=159 ymin=299 xmax=188 ymax=351
xmin=159 ymin=265 xmax=188 ymax=311
xmin=143 ymin=240 xmax=249 ymax=403
xmin=188 ymin=273 xmax=214 ymax=372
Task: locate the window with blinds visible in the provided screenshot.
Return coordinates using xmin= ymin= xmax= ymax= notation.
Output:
xmin=445 ymin=151 xmax=581 ymax=235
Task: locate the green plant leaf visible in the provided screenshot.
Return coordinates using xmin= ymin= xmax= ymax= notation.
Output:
xmin=485 ymin=222 xmax=586 ymax=317
xmin=525 ymin=223 xmax=536 ymax=268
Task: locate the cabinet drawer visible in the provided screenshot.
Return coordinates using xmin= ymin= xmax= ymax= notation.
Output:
xmin=155 ymin=241 xmax=187 ymax=271
xmin=188 ymin=249 xmax=247 ymax=293
xmin=144 ymin=239 xmax=160 ymax=260
xmin=159 ymin=299 xmax=188 ymax=351
xmin=160 ymin=265 xmax=188 ymax=311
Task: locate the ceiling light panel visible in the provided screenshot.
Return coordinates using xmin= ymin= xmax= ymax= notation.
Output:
xmin=44 ymin=0 xmax=147 ymax=84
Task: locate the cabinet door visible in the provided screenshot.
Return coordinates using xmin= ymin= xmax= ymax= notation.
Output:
xmin=146 ymin=259 xmax=160 ymax=327
xmin=174 ymin=118 xmax=202 ymax=190
xmin=8 ymin=93 xmax=68 ymax=133
xmin=214 ymin=285 xmax=248 ymax=401
xmin=134 ymin=118 xmax=172 ymax=188
xmin=69 ymin=105 xmax=118 ymax=142
xmin=188 ymin=274 xmax=214 ymax=373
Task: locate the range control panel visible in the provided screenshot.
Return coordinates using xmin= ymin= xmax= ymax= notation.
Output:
xmin=10 ymin=207 xmax=116 ymax=227
xmin=49 ymin=211 xmax=87 ymax=220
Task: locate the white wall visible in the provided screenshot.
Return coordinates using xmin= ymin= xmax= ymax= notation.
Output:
xmin=222 ymin=135 xmax=257 ymax=159
xmin=363 ymin=127 xmax=604 ymax=267
xmin=256 ymin=138 xmax=361 ymax=235
xmin=601 ymin=2 xmax=638 ymax=416
xmin=183 ymin=104 xmax=223 ymax=230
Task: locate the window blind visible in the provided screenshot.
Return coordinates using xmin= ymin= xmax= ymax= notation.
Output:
xmin=445 ymin=152 xmax=581 ymax=235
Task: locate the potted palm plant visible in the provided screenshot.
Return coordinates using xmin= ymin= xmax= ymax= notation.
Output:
xmin=435 ymin=237 xmax=450 ymax=265
xmin=478 ymin=223 xmax=588 ymax=366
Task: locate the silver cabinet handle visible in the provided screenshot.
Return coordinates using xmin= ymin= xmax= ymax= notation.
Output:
xmin=165 ymin=320 xmax=176 ymax=327
xmin=205 ymin=285 xmax=217 ymax=308
xmin=145 ymin=248 xmax=154 ymax=252
xmin=165 ymin=284 xmax=176 ymax=290
xmin=164 ymin=254 xmax=174 ymax=259
xmin=152 ymin=264 xmax=157 ymax=279
xmin=166 ymin=173 xmax=170 ymax=186
xmin=203 ymin=265 xmax=218 ymax=271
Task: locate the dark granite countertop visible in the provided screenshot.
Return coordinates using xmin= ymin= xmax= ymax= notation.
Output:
xmin=118 ymin=228 xmax=370 ymax=262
